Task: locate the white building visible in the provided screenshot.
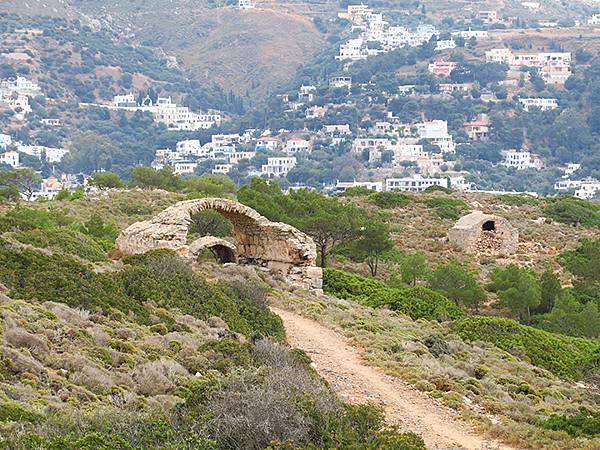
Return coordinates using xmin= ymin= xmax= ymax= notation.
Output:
xmin=212 ymin=164 xmax=233 ymax=174
xmin=386 ymin=175 xmax=449 ymax=192
xmin=0 ymin=134 xmax=11 ymax=149
xmin=332 ymin=180 xmax=383 ymax=193
xmin=17 ymin=144 xmax=69 ymax=163
xmin=299 ymin=85 xmax=317 ymax=102
xmin=555 ymin=178 xmax=600 ymax=199
xmin=589 ymin=14 xmax=600 ymax=25
xmin=114 ymin=93 xmax=137 ymax=107
xmin=519 ymin=97 xmax=558 ymax=112
xmin=238 ymin=0 xmax=254 ymax=9
xmin=415 ymin=120 xmax=455 ymax=153
xmin=176 ymin=139 xmax=204 ymax=156
xmin=452 ymin=28 xmax=488 ymax=40
xmin=256 ymin=136 xmax=281 ymax=151
xmin=501 ymin=150 xmax=543 ymax=170
xmin=172 ymin=161 xmax=198 ymax=175
xmin=323 ymin=124 xmax=351 ymax=135
xmin=108 ymin=94 xmax=222 ymax=131
xmin=284 ymin=138 xmax=312 ymax=154
xmin=261 ymin=157 xmax=297 ymax=177
xmin=336 ymin=38 xmax=368 ymax=61
xmin=0 ymin=151 xmax=19 ymax=168
xmin=435 ymin=39 xmax=456 ymax=51
xmin=0 ymin=77 xmax=41 ymax=96
xmin=330 ymin=76 xmax=352 ymax=89
xmin=229 ymin=151 xmax=256 ymax=164
xmin=485 ymin=48 xmax=514 ymax=64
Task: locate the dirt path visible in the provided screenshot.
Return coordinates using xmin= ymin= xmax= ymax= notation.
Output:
xmin=271 ymin=306 xmax=514 ymax=450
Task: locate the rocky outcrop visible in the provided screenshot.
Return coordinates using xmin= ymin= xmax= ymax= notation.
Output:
xmin=116 ymin=198 xmax=322 ymax=290
xmin=448 ymin=211 xmax=518 ymax=256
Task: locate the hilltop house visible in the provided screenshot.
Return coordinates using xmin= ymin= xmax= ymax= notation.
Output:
xmin=501 ymin=150 xmax=543 ymax=170
xmin=261 ymin=157 xmax=297 ymax=177
xmin=415 ymin=120 xmax=456 ymax=153
xmin=0 ymin=151 xmax=19 ymax=168
xmin=464 ymin=114 xmax=491 ymax=141
xmin=386 ymin=175 xmax=449 ymax=192
xmin=519 ymin=97 xmax=558 ymax=111
xmin=428 ymin=61 xmax=458 ymax=77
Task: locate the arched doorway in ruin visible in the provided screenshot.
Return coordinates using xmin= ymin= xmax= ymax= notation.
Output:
xmin=188 ymin=236 xmax=237 ymax=264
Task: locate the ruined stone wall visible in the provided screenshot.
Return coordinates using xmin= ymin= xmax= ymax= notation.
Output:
xmin=116 ymin=198 xmax=322 ymax=289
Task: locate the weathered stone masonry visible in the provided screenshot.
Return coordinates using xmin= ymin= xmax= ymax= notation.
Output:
xmin=448 ymin=210 xmax=519 ymax=255
xmin=116 ymin=198 xmax=323 ymax=289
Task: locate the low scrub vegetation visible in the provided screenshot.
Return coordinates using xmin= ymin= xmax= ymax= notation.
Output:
xmin=451 ymin=316 xmax=600 ymax=379
xmin=324 ymin=268 xmax=463 ymax=321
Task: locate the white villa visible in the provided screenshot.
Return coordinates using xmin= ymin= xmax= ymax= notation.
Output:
xmin=0 ymin=151 xmax=19 ymax=168
xmin=261 ymin=157 xmax=297 ymax=177
xmin=501 ymin=150 xmax=543 ymax=170
xmin=415 ymin=120 xmax=456 ymax=153
xmin=519 ymin=97 xmax=558 ymax=112
xmin=386 ymin=175 xmax=449 ymax=193
xmin=555 ymin=178 xmax=600 ymax=199
xmin=16 ymin=144 xmax=69 ymax=163
xmin=107 ymin=94 xmax=222 ymax=131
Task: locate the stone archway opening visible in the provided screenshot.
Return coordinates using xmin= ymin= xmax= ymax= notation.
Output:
xmin=482 ymin=220 xmax=496 ymax=232
xmin=209 ymin=245 xmax=236 ymax=264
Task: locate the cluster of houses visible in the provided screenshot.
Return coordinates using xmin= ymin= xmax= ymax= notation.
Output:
xmin=0 ymin=76 xmax=41 ymax=120
xmin=150 ymin=130 xmax=315 ymax=178
xmin=83 ymin=94 xmax=222 ymax=131
xmin=485 ymin=48 xmax=572 ymax=85
xmin=335 ymin=4 xmax=488 ymax=62
xmin=0 ymin=132 xmax=69 ymax=169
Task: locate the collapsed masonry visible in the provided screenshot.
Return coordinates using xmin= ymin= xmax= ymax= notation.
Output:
xmin=115 ymin=198 xmax=322 ymax=290
xmin=448 ymin=211 xmax=518 ymax=255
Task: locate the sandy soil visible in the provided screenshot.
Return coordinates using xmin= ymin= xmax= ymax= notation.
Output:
xmin=271 ymin=306 xmax=515 ymax=450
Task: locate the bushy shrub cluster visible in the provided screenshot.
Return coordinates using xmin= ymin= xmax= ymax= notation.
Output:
xmin=11 ymin=228 xmax=108 ymax=262
xmin=324 ymin=268 xmax=463 ymax=321
xmin=0 ymin=341 xmax=426 ymax=450
xmin=424 ymin=197 xmax=469 ymax=220
xmin=368 ymin=191 xmax=411 ymax=209
xmin=544 ymin=197 xmax=600 ymax=227
xmin=538 ymin=409 xmax=600 ymax=437
xmin=451 ymin=316 xmax=600 ymax=379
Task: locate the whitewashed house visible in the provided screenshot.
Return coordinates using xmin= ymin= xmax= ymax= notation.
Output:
xmin=261 ymin=157 xmax=297 ymax=177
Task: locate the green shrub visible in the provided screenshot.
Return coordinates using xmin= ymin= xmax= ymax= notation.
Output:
xmin=451 ymin=316 xmax=600 ymax=379
xmin=11 ymin=228 xmax=108 ymax=262
xmin=367 ymin=286 xmax=464 ymax=321
xmin=424 ymin=197 xmax=469 ymax=220
xmin=324 ymin=268 xmax=463 ymax=321
xmin=369 ymin=191 xmax=411 ymax=209
xmin=120 ymin=251 xmax=284 ymax=339
xmin=538 ymin=409 xmax=600 ymax=437
xmin=495 ymin=194 xmax=540 ymax=206
xmin=544 ymin=197 xmax=600 ymax=227
xmin=323 ymin=268 xmax=387 ymax=300
xmin=0 ymin=402 xmax=43 ymax=424
xmin=0 ymin=239 xmax=150 ymax=322
xmin=338 ymin=186 xmax=374 ymax=197
xmin=424 ymin=185 xmax=452 ymax=194
xmin=0 ymin=206 xmax=74 ymax=233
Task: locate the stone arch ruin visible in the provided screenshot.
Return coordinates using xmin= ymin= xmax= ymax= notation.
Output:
xmin=115 ymin=198 xmax=322 ymax=289
xmin=448 ymin=211 xmax=518 ymax=255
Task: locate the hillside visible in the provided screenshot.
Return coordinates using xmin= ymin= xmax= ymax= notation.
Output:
xmin=0 ymin=0 xmax=330 ymax=100
xmin=0 ymin=185 xmax=598 ymax=448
